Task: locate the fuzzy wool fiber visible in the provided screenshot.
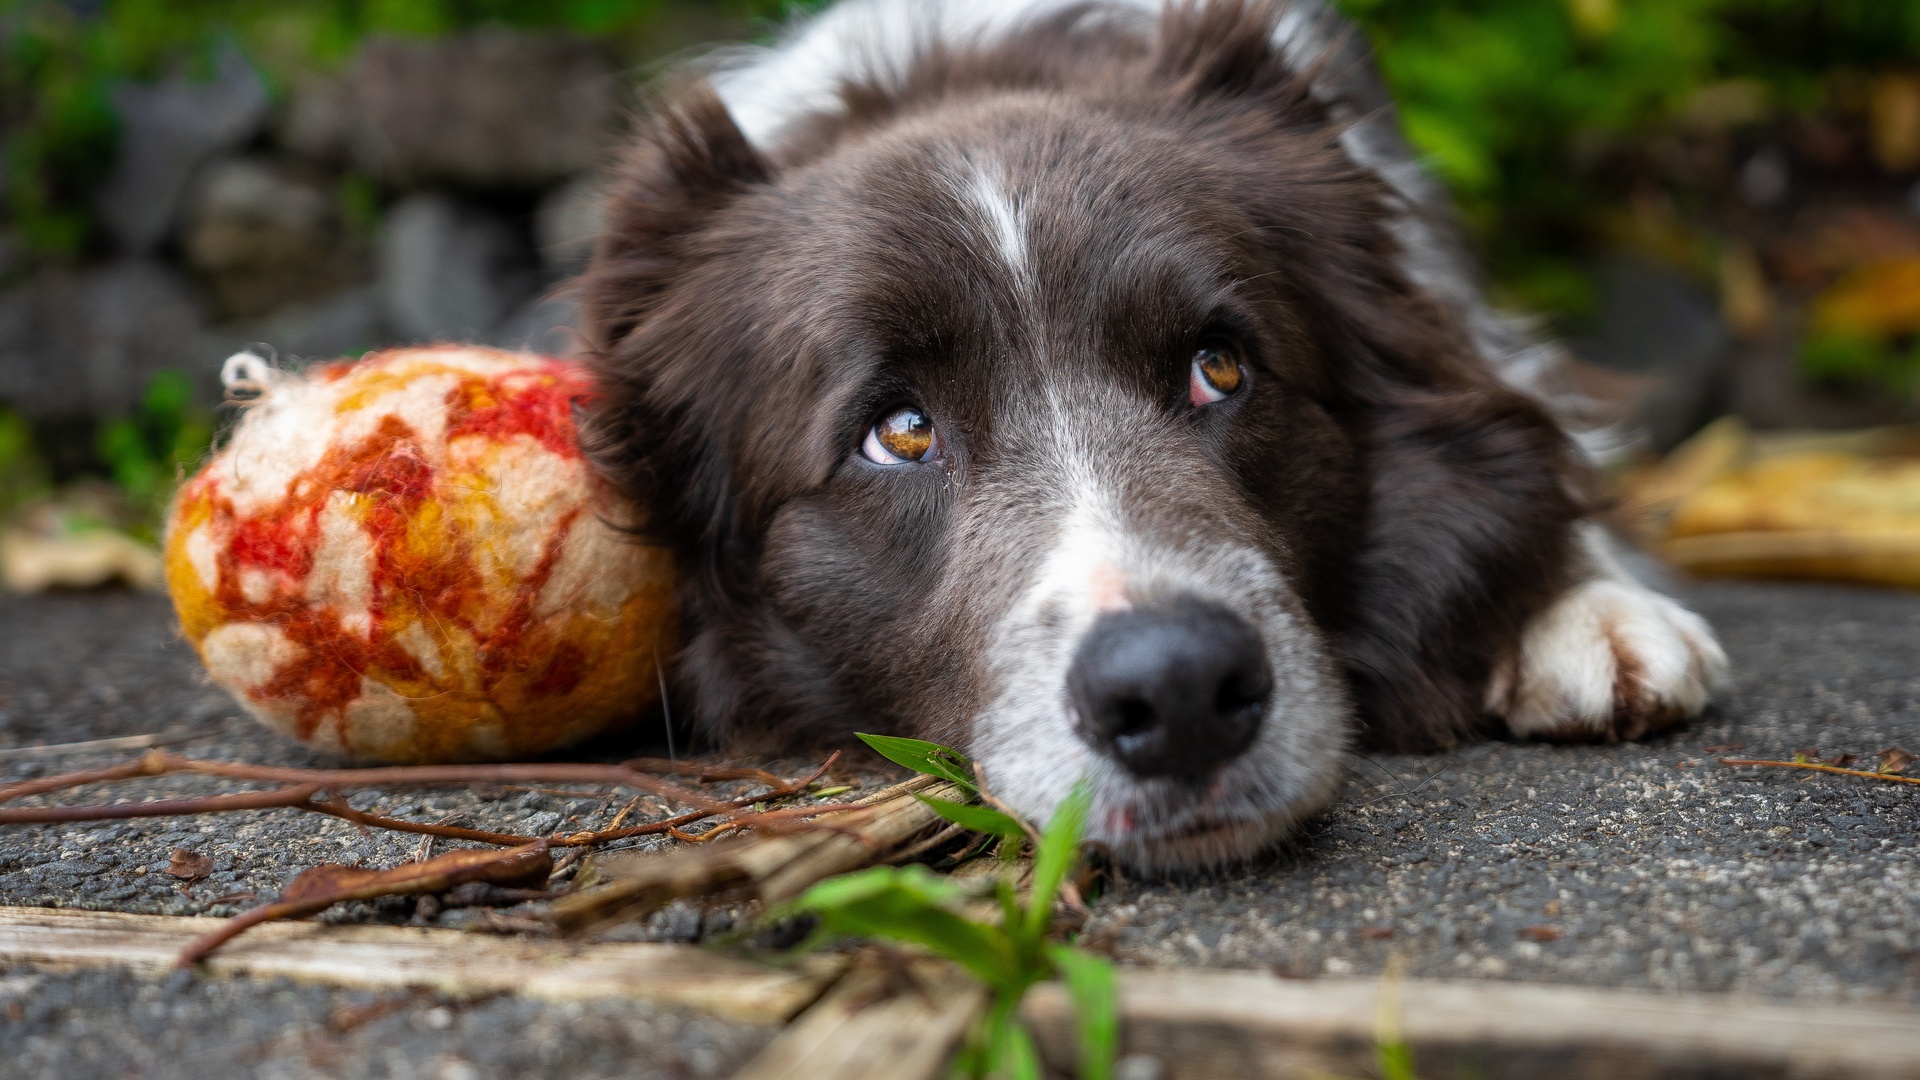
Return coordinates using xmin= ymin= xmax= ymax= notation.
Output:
xmin=165 ymin=346 xmax=675 ymax=763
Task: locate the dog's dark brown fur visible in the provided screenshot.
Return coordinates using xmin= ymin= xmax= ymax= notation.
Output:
xmin=579 ymin=1 xmax=1580 ymax=759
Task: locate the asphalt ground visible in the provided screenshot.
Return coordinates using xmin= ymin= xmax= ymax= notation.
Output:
xmin=1 ymin=581 xmax=1917 ymax=1076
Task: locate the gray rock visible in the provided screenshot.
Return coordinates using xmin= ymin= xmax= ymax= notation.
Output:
xmin=345 ymin=31 xmax=622 ymax=189
xmin=278 ymin=73 xmax=353 ymax=164
xmin=0 ymin=260 xmax=210 ymax=417
xmin=1567 ymin=258 xmax=1730 ymax=451
xmin=487 ymin=294 xmax=580 ymax=356
xmin=378 ymin=194 xmax=537 ymax=343
xmin=534 ymin=176 xmax=607 ymax=276
xmin=182 ymin=157 xmax=363 ymax=320
xmin=94 ymin=45 xmax=271 ymax=254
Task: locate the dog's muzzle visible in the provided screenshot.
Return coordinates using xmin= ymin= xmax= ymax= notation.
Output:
xmin=1066 ymin=596 xmax=1271 ymax=782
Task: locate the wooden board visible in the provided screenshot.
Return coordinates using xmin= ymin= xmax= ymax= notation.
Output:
xmin=0 ymin=906 xmax=836 ymax=1024
xmin=728 ymin=956 xmax=985 ymax=1080
xmin=11 ymin=906 xmax=1920 ymax=1078
xmin=1023 ymin=967 xmax=1920 ymax=1080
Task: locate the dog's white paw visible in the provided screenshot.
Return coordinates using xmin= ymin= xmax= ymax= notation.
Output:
xmin=1487 ymin=578 xmax=1728 ymax=742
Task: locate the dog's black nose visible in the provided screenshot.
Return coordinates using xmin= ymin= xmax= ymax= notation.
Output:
xmin=1067 ymin=599 xmax=1269 ymax=781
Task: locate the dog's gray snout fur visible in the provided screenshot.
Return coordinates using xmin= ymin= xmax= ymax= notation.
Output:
xmin=1067 ymin=598 xmax=1270 ymax=781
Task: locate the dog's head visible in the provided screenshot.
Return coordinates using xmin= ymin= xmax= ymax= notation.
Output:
xmin=582 ymin=4 xmax=1574 ymax=868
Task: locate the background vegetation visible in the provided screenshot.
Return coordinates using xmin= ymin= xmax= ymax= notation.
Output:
xmin=2 ymin=0 xmax=1919 ymax=525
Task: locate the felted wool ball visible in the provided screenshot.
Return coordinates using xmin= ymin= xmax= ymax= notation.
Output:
xmin=165 ymin=345 xmax=675 ymax=763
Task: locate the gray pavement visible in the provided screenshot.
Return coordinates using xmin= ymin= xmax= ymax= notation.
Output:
xmin=1 ymin=581 xmax=1918 ymax=1077
xmin=1089 ymin=582 xmax=1920 ymax=1002
xmin=1 ymin=964 xmax=767 ymax=1080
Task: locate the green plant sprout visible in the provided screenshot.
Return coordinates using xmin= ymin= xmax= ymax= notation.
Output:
xmin=784 ymin=733 xmax=1117 ymax=1080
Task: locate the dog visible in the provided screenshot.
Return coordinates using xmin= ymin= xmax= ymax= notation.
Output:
xmin=578 ymin=0 xmax=1729 ymax=870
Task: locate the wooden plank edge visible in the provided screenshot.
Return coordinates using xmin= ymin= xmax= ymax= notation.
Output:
xmin=15 ymin=908 xmax=1919 ymax=1078
xmin=728 ymin=956 xmax=986 ymax=1080
xmin=0 ymin=905 xmax=838 ymax=1025
xmin=1024 ymin=968 xmax=1920 ymax=1080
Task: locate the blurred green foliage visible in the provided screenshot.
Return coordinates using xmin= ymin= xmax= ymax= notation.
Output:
xmin=0 ymin=0 xmax=801 ymax=260
xmin=7 ymin=1 xmax=1916 ymax=290
xmin=1338 ymin=0 xmax=1920 ymax=318
xmin=0 ymin=372 xmax=211 ymax=541
xmin=0 ymin=407 xmax=50 ymax=518
xmin=93 ymin=371 xmax=215 ymax=538
xmin=5 ymin=0 xmax=1920 ymax=401
xmin=1800 ymin=333 xmax=1920 ymax=397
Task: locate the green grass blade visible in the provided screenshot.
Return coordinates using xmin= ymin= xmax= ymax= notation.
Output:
xmin=856 ymin=733 xmax=978 ymax=793
xmin=1022 ymin=780 xmax=1092 ymax=944
xmin=917 ymin=795 xmax=1029 ymax=840
xmin=1376 ymin=1038 xmax=1418 ymax=1080
xmin=985 ymin=1001 xmax=1042 ymax=1080
xmin=1048 ymin=945 xmax=1118 ymax=1080
xmin=791 ymin=865 xmax=1019 ymax=986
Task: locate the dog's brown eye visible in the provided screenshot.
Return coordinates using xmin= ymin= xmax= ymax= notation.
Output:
xmin=1189 ymin=347 xmax=1244 ymax=406
xmin=862 ymin=406 xmax=937 ymax=464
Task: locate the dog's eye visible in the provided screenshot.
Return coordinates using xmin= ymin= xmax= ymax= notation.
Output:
xmin=1189 ymin=346 xmax=1245 ymax=406
xmin=861 ymin=406 xmax=938 ymax=464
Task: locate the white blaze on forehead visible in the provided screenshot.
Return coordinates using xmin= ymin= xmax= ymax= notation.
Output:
xmin=962 ymin=166 xmax=1028 ymax=280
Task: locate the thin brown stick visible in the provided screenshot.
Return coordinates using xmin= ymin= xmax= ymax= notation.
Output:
xmin=669 ymin=821 xmax=745 ymax=843
xmin=623 ymin=758 xmax=787 ymax=788
xmin=498 ymin=786 xmax=624 ymax=800
xmin=0 ymin=733 xmax=190 ymax=761
xmin=4 ymin=752 xmax=845 ymax=852
xmin=0 ymin=757 xmax=167 ymax=803
xmin=178 ymin=841 xmax=552 ymax=966
xmin=0 ymin=751 xmax=721 ymax=810
xmin=302 ymin=797 xmax=541 ymax=846
xmin=0 ymin=784 xmax=324 ymax=823
xmin=1720 ymin=758 xmax=1920 ymax=786
xmin=605 ymin=795 xmax=645 ymax=832
xmin=885 ymin=822 xmax=968 ymax=866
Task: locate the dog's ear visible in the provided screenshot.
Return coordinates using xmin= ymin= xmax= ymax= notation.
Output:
xmin=1277 ymin=216 xmax=1581 ymax=751
xmin=578 ymin=80 xmax=769 ymax=548
xmin=1338 ymin=372 xmax=1582 ymax=752
xmin=1150 ymin=0 xmax=1320 ymax=113
xmin=582 ymin=82 xmax=771 ymax=351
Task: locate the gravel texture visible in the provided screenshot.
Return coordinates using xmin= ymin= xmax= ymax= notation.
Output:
xmin=0 ymin=963 xmax=769 ymax=1080
xmin=1 ymin=580 xmax=1917 ymax=1077
xmin=1086 ymin=582 xmax=1920 ymax=1003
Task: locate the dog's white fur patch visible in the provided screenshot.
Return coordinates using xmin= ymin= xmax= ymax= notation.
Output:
xmin=710 ymin=0 xmax=1158 ymax=147
xmin=962 ymin=166 xmax=1030 ymax=281
xmin=1489 ymin=524 xmax=1728 ymax=739
xmin=968 ymin=395 xmax=1348 ymax=870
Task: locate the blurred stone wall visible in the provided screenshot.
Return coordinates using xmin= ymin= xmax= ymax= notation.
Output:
xmin=0 ymin=31 xmax=623 ymax=426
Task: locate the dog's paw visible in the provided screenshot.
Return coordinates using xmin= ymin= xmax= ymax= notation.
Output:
xmin=1486 ymin=578 xmax=1728 ymax=742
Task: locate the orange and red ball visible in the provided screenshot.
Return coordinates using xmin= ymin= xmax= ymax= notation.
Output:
xmin=165 ymin=346 xmax=674 ymax=762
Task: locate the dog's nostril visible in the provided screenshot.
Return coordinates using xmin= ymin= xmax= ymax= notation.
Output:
xmin=1215 ymin=669 xmax=1270 ymax=714
xmin=1067 ymin=598 xmax=1270 ymax=782
xmin=1113 ymin=698 xmax=1156 ymax=738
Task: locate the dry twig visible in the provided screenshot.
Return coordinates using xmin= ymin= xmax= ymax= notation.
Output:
xmin=1 ymin=754 xmax=842 ymax=848
xmin=178 ymin=842 xmax=553 ymax=966
xmin=0 ymin=751 xmax=720 ymax=810
xmin=1719 ymin=758 xmax=1920 ymax=786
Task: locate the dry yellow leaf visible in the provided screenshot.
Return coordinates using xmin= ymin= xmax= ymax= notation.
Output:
xmin=1810 ymin=258 xmax=1920 ymax=339
xmin=1622 ymin=420 xmax=1920 ymax=588
xmin=1869 ymin=73 xmax=1920 ymax=174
